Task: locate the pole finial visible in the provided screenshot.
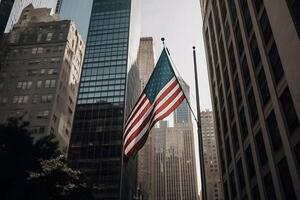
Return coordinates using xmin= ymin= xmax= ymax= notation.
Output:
xmin=193 ymin=46 xmax=196 ymax=50
xmin=161 ymin=37 xmax=165 ymax=46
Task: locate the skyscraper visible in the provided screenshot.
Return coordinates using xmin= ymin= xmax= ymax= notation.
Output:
xmin=201 ymin=110 xmax=223 ymax=200
xmin=3 ymin=0 xmax=58 ymax=33
xmin=66 ymin=0 xmax=140 ymax=199
xmin=0 ymin=4 xmax=84 ymax=154
xmin=174 ymin=78 xmax=192 ymax=125
xmin=136 ymin=37 xmax=155 ymax=199
xmin=201 ymin=0 xmax=300 ymax=199
xmin=150 ymin=80 xmax=198 ymax=200
xmin=151 ymin=120 xmax=198 ymax=200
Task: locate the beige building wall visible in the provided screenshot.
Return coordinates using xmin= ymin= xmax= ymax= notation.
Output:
xmin=0 ymin=4 xmax=84 ymax=155
xmin=136 ymin=37 xmax=155 ymax=199
xmin=202 ymin=110 xmax=223 ymax=200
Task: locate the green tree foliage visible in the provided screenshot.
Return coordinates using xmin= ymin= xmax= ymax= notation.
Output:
xmin=0 ymin=118 xmax=94 ymax=200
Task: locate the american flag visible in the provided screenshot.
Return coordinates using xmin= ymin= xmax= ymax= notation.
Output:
xmin=123 ymin=49 xmax=186 ymax=159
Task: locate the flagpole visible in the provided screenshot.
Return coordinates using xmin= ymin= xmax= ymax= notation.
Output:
xmin=193 ymin=46 xmax=207 ymax=200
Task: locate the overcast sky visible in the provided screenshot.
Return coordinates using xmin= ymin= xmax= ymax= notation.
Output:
xmin=140 ymin=0 xmax=210 ymax=192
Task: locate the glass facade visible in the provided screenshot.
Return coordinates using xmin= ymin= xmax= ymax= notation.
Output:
xmin=68 ymin=0 xmax=140 ymax=199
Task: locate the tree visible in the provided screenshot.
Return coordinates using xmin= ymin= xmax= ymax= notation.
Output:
xmin=0 ymin=118 xmax=94 ymax=200
xmin=27 ymin=156 xmax=94 ymax=200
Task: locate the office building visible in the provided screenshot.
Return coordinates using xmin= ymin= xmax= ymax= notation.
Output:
xmin=3 ymin=0 xmax=58 ymax=33
xmin=201 ymin=0 xmax=300 ymax=199
xmin=202 ymin=110 xmax=223 ymax=200
xmin=151 ymin=120 xmax=198 ymax=200
xmin=0 ymin=0 xmax=15 ymax=39
xmin=136 ymin=37 xmax=155 ymax=199
xmin=0 ymin=4 xmax=84 ymax=154
xmin=174 ymin=78 xmax=192 ymax=125
xmin=66 ymin=0 xmax=140 ymax=199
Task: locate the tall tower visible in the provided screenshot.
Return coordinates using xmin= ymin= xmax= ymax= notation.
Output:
xmin=0 ymin=4 xmax=84 ymax=155
xmin=201 ymin=0 xmax=300 ymax=199
xmin=151 ymin=81 xmax=198 ymax=200
xmin=66 ymin=0 xmax=140 ymax=199
xmin=201 ymin=110 xmax=223 ymax=200
xmin=174 ymin=79 xmax=192 ymax=125
xmin=136 ymin=37 xmax=155 ymax=199
xmin=3 ymin=0 xmax=58 ymax=33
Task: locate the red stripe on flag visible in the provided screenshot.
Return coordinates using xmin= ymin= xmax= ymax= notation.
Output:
xmin=125 ymin=95 xmax=147 ymax=127
xmin=124 ymin=79 xmax=178 ymax=139
xmin=125 ymin=93 xmax=185 ymax=158
xmin=124 ymin=89 xmax=183 ymax=152
xmin=123 ymin=101 xmax=151 ymax=140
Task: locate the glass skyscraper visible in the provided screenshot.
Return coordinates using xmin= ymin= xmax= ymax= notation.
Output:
xmin=65 ymin=0 xmax=140 ymax=199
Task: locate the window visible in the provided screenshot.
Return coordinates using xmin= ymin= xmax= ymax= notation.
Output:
xmin=237 ymin=159 xmax=245 ymax=190
xmin=280 ymin=88 xmax=299 ymax=134
xmin=230 ymin=172 xmax=237 ymax=198
xmin=32 ymin=95 xmax=39 ymax=103
xmin=278 ymin=158 xmax=297 ymax=199
xmin=225 ymin=138 xmax=232 ymax=164
xmin=240 ymin=108 xmax=248 ymax=140
xmin=255 ymin=131 xmax=268 ymax=166
xmin=37 ymin=33 xmax=42 ymax=42
xmin=235 ymin=25 xmax=244 ymax=56
xmin=253 ymin=0 xmax=263 ymax=13
xmin=264 ymin=173 xmax=276 ymax=200
xmin=37 ymin=47 xmax=43 ymax=54
xmin=32 ymin=48 xmax=37 ymax=54
xmin=248 ymin=89 xmax=258 ymax=125
xmin=46 ymin=33 xmax=53 ymax=41
xmin=12 ymin=96 xmax=29 ymax=104
xmin=245 ymin=146 xmax=256 ymax=178
xmin=260 ymin=9 xmax=273 ymax=45
xmin=268 ymin=42 xmax=283 ymax=83
xmin=241 ymin=56 xmax=251 ymax=87
xmin=59 ymin=33 xmax=64 ymax=40
xmin=231 ymin=124 xmax=239 ymax=154
xmin=241 ymin=0 xmax=253 ymax=35
xmin=286 ymin=0 xmax=300 ymax=37
xmin=250 ymin=35 xmax=261 ymax=68
xmin=37 ymin=110 xmax=49 ymax=119
xmin=252 ymin=185 xmax=260 ymax=200
xmin=37 ymin=81 xmax=42 ymax=88
xmin=266 ymin=111 xmax=282 ymax=152
xmin=45 ymin=80 xmax=56 ymax=88
xmin=295 ymin=142 xmax=300 ymax=169
xmin=41 ymin=95 xmax=53 ymax=103
xmin=257 ymin=68 xmax=270 ymax=105
xmin=40 ymin=69 xmax=46 ymax=75
xmin=234 ymin=77 xmax=242 ymax=105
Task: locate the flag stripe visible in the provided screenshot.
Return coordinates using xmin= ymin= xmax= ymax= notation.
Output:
xmin=124 ymin=77 xmax=176 ymax=135
xmin=125 ymin=95 xmax=147 ymax=127
xmin=124 ymin=83 xmax=180 ymax=145
xmin=123 ymin=100 xmax=151 ymax=139
xmin=124 ymin=90 xmax=184 ymax=154
xmin=125 ymin=94 xmax=185 ymax=157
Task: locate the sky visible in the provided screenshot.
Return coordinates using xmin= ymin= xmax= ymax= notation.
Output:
xmin=140 ymin=0 xmax=211 ymax=193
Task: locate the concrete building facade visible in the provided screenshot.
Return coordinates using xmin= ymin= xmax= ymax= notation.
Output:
xmin=0 ymin=4 xmax=84 ymax=154
xmin=201 ymin=0 xmax=300 ymax=199
xmin=151 ymin=121 xmax=198 ymax=200
xmin=135 ymin=37 xmax=155 ymax=199
xmin=202 ymin=110 xmax=223 ymax=200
